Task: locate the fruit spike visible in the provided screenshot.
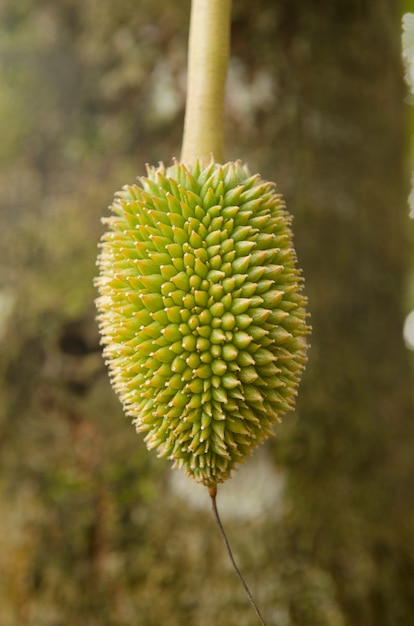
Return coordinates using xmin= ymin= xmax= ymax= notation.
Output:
xmin=96 ymin=159 xmax=310 ymax=487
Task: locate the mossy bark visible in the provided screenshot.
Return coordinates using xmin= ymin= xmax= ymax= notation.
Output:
xmin=244 ymin=2 xmax=414 ymax=624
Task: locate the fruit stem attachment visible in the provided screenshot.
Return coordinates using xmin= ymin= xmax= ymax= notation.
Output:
xmin=181 ymin=0 xmax=232 ymax=165
xmin=208 ymin=486 xmax=267 ymax=626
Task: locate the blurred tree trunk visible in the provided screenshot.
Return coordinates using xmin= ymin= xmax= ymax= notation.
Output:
xmin=232 ymin=1 xmax=414 ymax=624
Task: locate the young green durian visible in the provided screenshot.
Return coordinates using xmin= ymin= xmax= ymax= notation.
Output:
xmin=96 ymin=3 xmax=309 ymax=622
xmin=96 ymin=158 xmax=309 ymax=488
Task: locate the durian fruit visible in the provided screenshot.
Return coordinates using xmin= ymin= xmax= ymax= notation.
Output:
xmin=96 ymin=158 xmax=309 ymax=488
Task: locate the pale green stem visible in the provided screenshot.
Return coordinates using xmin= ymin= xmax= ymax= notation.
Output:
xmin=181 ymin=0 xmax=232 ymax=165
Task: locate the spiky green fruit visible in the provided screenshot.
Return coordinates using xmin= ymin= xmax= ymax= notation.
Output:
xmin=96 ymin=159 xmax=310 ymax=487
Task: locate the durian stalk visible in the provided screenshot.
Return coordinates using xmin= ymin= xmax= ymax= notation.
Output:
xmin=210 ymin=486 xmax=267 ymax=626
xmin=181 ymin=0 xmax=231 ymax=164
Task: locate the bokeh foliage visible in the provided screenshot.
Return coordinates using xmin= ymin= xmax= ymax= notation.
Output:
xmin=1 ymin=1 xmax=413 ymax=625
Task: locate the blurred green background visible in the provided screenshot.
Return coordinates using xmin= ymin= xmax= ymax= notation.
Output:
xmin=1 ymin=1 xmax=414 ymax=625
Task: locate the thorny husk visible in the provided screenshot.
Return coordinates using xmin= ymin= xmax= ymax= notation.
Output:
xmin=96 ymin=159 xmax=310 ymax=487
